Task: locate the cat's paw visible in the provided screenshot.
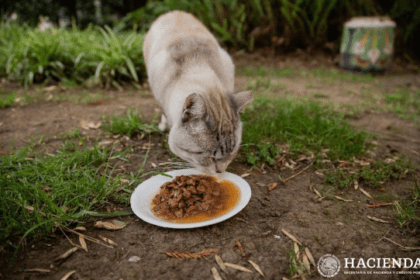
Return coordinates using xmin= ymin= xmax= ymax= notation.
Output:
xmin=158 ymin=122 xmax=168 ymax=131
xmin=158 ymin=114 xmax=168 ymax=131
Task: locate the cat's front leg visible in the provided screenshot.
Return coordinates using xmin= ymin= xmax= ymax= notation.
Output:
xmin=158 ymin=114 xmax=168 ymax=131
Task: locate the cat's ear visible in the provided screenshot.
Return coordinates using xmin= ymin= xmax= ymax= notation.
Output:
xmin=182 ymin=93 xmax=206 ymax=123
xmin=232 ymin=90 xmax=253 ymax=113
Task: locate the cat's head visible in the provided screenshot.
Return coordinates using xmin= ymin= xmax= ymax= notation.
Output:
xmin=168 ymin=90 xmax=253 ymax=174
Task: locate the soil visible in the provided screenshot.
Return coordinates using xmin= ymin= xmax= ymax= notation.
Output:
xmin=1 ymin=53 xmax=419 ymax=280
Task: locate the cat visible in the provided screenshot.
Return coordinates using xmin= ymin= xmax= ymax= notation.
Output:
xmin=143 ymin=10 xmax=253 ymax=174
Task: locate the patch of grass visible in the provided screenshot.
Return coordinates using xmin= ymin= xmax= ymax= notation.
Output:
xmin=312 ymin=92 xmax=329 ymax=99
xmin=286 ymin=244 xmax=312 ymax=278
xmin=384 ymin=87 xmax=420 ymax=122
xmin=60 ymin=127 xmax=81 ymax=139
xmin=240 ymin=66 xmax=302 ymax=78
xmin=101 ymin=109 xmax=160 ymax=137
xmin=394 ymin=179 xmax=420 ymax=228
xmin=245 ymin=77 xmax=272 ymax=92
xmin=0 ymin=141 xmax=134 ymax=251
xmin=0 ymin=92 xmax=17 ymax=108
xmin=241 ymin=97 xmax=369 ymax=165
xmin=325 ymin=157 xmax=412 ymax=189
xmin=310 ymin=68 xmax=377 ymax=83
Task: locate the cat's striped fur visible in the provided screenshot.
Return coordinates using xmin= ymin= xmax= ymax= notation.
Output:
xmin=143 ymin=11 xmax=253 ymax=173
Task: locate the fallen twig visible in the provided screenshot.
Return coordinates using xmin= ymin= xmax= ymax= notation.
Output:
xmin=60 ymin=225 xmax=113 ymax=248
xmin=283 ymin=163 xmax=313 ymax=183
xmin=163 ymin=249 xmax=217 ymax=260
xmin=375 ymin=229 xmax=391 ymax=244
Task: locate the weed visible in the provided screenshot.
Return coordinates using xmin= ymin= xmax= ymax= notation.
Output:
xmin=394 ymin=179 xmax=420 ymax=228
xmin=287 ymin=244 xmax=311 ymax=278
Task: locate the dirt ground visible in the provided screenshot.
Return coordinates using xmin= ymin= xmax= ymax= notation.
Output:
xmin=1 ymin=53 xmax=419 ymax=279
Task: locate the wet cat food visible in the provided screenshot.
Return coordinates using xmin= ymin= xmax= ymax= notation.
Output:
xmin=152 ymin=175 xmax=236 ymax=221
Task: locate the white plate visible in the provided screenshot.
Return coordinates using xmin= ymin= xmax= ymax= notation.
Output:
xmin=130 ymin=168 xmax=252 ymax=229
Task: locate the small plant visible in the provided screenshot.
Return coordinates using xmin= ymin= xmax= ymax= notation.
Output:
xmin=394 ymin=179 xmax=420 ymax=228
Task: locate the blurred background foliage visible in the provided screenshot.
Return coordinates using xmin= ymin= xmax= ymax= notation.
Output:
xmin=1 ymin=0 xmax=419 ymax=86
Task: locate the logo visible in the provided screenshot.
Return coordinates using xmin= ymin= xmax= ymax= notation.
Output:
xmin=318 ymin=254 xmax=341 ymax=278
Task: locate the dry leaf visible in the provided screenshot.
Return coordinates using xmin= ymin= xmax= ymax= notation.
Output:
xmin=268 ymin=182 xmax=277 ymax=191
xmin=94 ymin=220 xmax=127 ymax=230
xmin=87 ymin=101 xmax=106 ymax=106
xmin=224 ymin=263 xmax=253 ymax=273
xmin=98 ymin=235 xmax=117 ymax=246
xmin=211 ymin=267 xmax=222 ymax=280
xmin=315 ymin=171 xmax=325 ymax=177
xmin=44 ymin=85 xmax=57 ymax=92
xmin=74 ymin=226 xmax=86 ymax=231
xmin=338 ymin=160 xmax=351 ymax=168
xmin=305 ymin=248 xmax=316 ymax=267
xmin=236 ymin=240 xmax=246 ymax=257
xmin=302 ymin=253 xmax=310 ymax=272
xmin=367 ymin=215 xmax=390 ymax=224
xmin=215 ymin=255 xmax=229 ymax=275
xmin=241 ymin=173 xmax=250 ymax=178
xmin=281 ymin=229 xmax=302 ymax=246
xmin=248 ymin=260 xmax=265 ymax=277
xmin=54 ymin=247 xmax=78 ymax=262
xmin=367 ymin=201 xmax=397 ymax=208
xmin=79 ymin=235 xmax=88 ymax=252
xmin=163 ymin=249 xmax=217 ymax=260
xmin=234 ymin=216 xmax=247 ymax=223
xmin=360 ymin=188 xmax=373 ymax=199
xmin=24 ymin=268 xmax=51 ymax=273
xmin=60 ymin=270 xmax=76 ymax=280
xmin=294 ymin=242 xmax=300 ymax=258
xmin=354 ymin=180 xmax=359 ymax=190
xmin=334 ymin=196 xmax=353 ymax=202
xmin=312 ymin=187 xmax=322 ymax=198
xmin=79 ymin=119 xmax=101 ymax=130
xmin=98 ymin=140 xmax=114 ymax=147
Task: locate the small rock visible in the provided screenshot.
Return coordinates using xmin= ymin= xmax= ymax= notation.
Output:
xmin=128 ymin=256 xmax=141 ymax=263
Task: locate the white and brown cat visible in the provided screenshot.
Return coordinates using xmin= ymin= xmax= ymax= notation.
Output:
xmin=143 ymin=11 xmax=253 ymax=173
